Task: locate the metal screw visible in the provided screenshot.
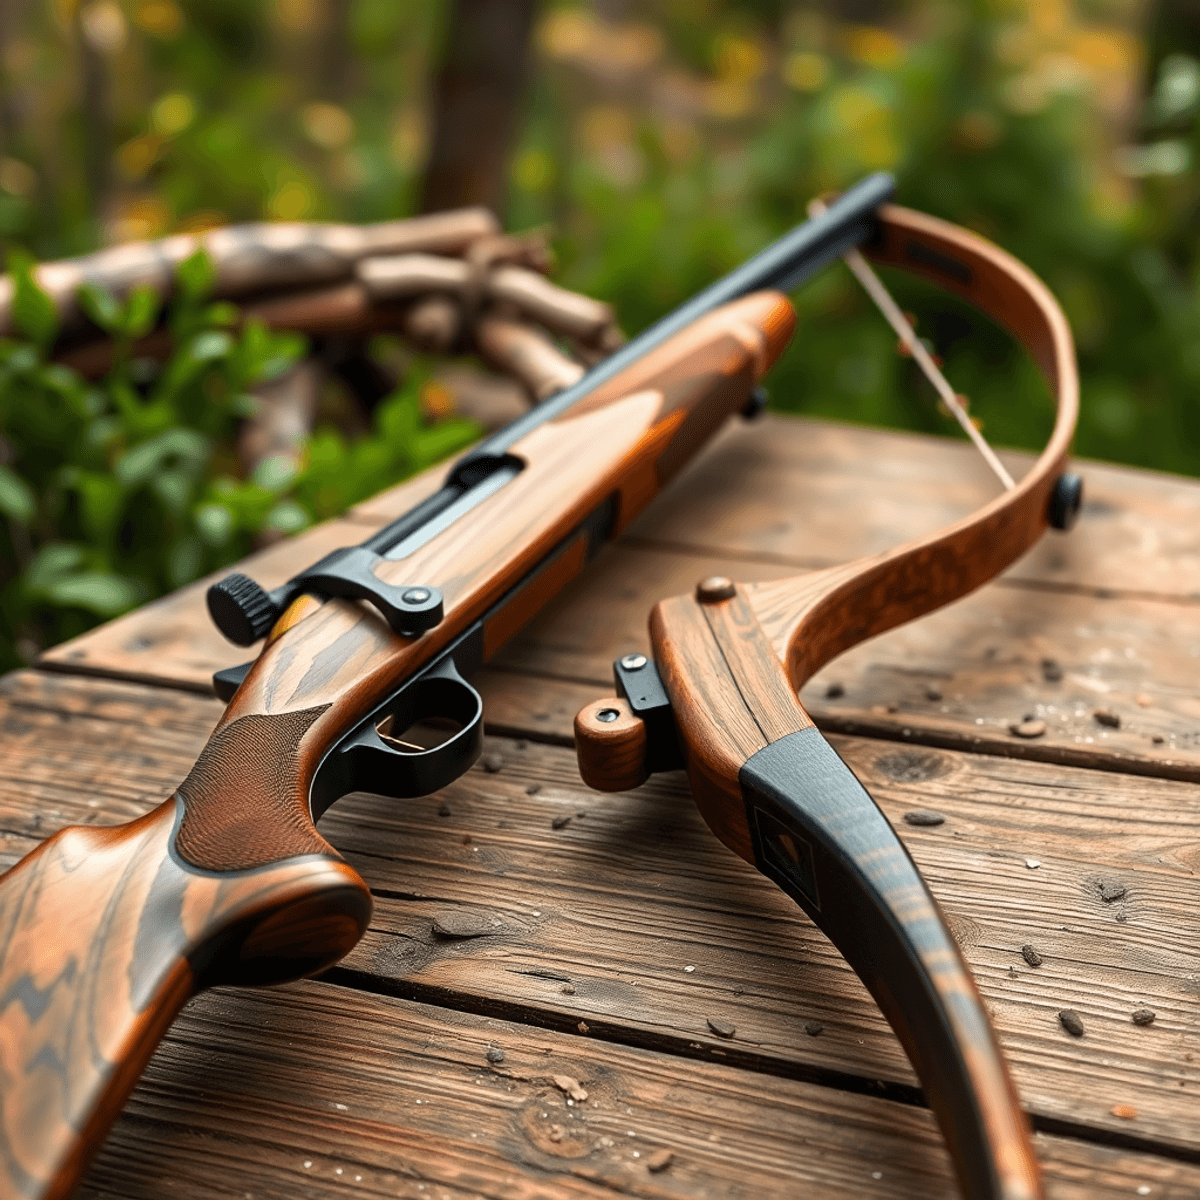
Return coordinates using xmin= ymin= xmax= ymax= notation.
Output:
xmin=620 ymin=654 xmax=647 ymax=671
xmin=695 ymin=575 xmax=736 ymax=604
xmin=596 ymin=708 xmax=620 ymax=723
xmin=402 ymin=588 xmax=431 ymax=604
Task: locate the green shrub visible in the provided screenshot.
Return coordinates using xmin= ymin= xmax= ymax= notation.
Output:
xmin=0 ymin=254 xmax=479 ymax=669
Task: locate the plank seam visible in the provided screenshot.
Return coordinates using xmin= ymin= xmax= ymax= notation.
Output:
xmin=619 ymin=535 xmax=1200 ymax=609
xmin=315 ymin=968 xmax=1200 ymax=1168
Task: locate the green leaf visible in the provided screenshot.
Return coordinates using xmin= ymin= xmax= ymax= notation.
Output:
xmin=115 ymin=428 xmax=210 ymax=487
xmin=251 ymin=452 xmax=300 ymax=493
xmin=0 ymin=465 xmax=35 ymax=522
xmin=175 ymin=248 xmax=215 ymax=302
xmin=44 ymin=572 xmax=140 ymax=615
xmin=25 ymin=543 xmax=84 ymax=591
xmin=123 ymin=285 xmax=162 ymax=339
xmin=188 ymin=330 xmax=233 ymax=362
xmin=77 ymin=281 xmax=122 ymax=334
xmin=152 ymin=468 xmax=194 ymax=514
xmin=166 ymin=537 xmax=203 ymax=589
xmin=71 ymin=471 xmax=124 ymax=542
xmin=9 ymin=251 xmax=58 ymax=349
xmin=202 ymin=301 xmax=240 ymax=327
xmin=194 ymin=501 xmax=233 ymax=545
xmin=265 ymin=499 xmax=310 ymax=535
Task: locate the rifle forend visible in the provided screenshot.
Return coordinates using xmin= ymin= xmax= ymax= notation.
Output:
xmin=0 ymin=175 xmax=893 ymax=1200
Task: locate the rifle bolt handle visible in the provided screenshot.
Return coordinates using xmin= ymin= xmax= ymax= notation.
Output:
xmin=207 ymin=572 xmax=280 ymax=646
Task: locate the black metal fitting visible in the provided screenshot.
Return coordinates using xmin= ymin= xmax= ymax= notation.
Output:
xmin=1048 ymin=472 xmax=1083 ymax=531
xmin=206 ymin=546 xmax=443 ymax=647
xmin=613 ymin=654 xmax=683 ymax=776
xmin=741 ymin=385 xmax=769 ymax=421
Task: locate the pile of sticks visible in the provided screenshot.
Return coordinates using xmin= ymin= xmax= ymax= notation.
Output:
xmin=1 ymin=207 xmax=624 ymax=408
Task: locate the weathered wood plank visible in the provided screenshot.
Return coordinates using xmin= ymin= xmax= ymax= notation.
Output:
xmin=4 ymin=670 xmax=1199 ymax=1157
xmin=81 ymin=980 xmax=1200 ymax=1200
xmin=606 ymin=416 xmax=1200 ymax=600
xmin=488 ymin=542 xmax=1200 ymax=779
xmin=40 ymin=417 xmax=1200 ymax=779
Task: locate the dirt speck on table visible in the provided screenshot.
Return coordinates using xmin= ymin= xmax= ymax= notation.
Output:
xmin=1059 ymin=1009 xmax=1085 ymax=1037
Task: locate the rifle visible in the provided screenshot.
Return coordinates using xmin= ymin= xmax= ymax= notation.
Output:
xmin=0 ymin=175 xmax=896 ymax=1200
xmin=575 ymin=202 xmax=1081 ymax=1200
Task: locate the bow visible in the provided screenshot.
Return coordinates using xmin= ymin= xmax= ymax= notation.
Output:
xmin=575 ymin=203 xmax=1081 ymax=1200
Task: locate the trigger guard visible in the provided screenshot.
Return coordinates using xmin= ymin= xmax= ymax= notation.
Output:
xmin=311 ymin=658 xmax=483 ymax=815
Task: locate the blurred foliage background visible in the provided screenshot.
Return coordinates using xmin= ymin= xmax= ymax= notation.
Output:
xmin=0 ymin=0 xmax=1197 ymax=665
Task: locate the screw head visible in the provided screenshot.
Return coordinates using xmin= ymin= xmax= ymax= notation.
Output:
xmin=620 ymin=653 xmax=648 ymax=671
xmin=695 ymin=575 xmax=736 ymax=604
xmin=596 ymin=707 xmax=620 ymax=723
xmin=402 ymin=587 xmax=431 ymax=604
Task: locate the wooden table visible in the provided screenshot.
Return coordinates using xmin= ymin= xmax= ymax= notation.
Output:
xmin=14 ymin=413 xmax=1200 ymax=1199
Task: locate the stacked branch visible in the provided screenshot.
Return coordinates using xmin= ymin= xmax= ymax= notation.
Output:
xmin=5 ymin=208 xmax=624 ymax=405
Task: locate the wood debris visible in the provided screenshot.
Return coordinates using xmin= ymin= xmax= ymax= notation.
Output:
xmin=552 ymin=1074 xmax=588 ymax=1102
xmin=903 ymin=810 xmax=945 ymax=827
xmin=646 ymin=1149 xmax=675 ymax=1173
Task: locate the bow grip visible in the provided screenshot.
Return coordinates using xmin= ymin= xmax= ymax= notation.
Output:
xmin=574 ymin=582 xmax=1043 ymax=1200
xmin=0 ymin=701 xmax=372 ymax=1200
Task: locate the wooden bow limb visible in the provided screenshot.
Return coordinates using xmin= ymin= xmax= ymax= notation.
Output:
xmin=575 ymin=202 xmax=1080 ymax=1200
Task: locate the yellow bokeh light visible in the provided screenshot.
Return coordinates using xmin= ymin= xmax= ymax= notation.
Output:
xmin=116 ymin=135 xmax=162 ymax=181
xmin=134 ymin=0 xmax=184 ymax=39
xmin=843 ymin=26 xmax=904 ymax=70
xmin=715 ymin=33 xmax=765 ymax=83
xmin=107 ymin=195 xmax=170 ymax=244
xmin=151 ymin=93 xmax=195 ymax=137
xmin=273 ymin=0 xmax=319 ymax=34
xmin=579 ymin=106 xmax=633 ymax=154
xmin=268 ymin=180 xmax=314 ymax=220
xmin=784 ymin=51 xmax=828 ymax=92
xmin=302 ymin=103 xmax=355 ymax=150
xmin=538 ymin=10 xmax=596 ymax=60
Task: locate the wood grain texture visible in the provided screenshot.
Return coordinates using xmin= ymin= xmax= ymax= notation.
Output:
xmin=0 ymin=291 xmax=795 ymax=1198
xmin=2 ymin=670 xmax=1199 ymax=1163
xmin=0 ymin=795 xmax=369 ymax=1200
xmin=77 ymin=982 xmax=1200 ymax=1200
xmin=743 ymin=207 xmax=1076 ymax=704
xmin=45 ymin=416 xmax=1200 ymax=780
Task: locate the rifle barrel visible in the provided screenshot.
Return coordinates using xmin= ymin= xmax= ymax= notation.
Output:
xmin=360 ymin=172 xmax=895 ymax=559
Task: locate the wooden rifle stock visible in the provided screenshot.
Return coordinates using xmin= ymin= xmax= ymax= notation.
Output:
xmin=0 ymin=290 xmax=795 ymax=1199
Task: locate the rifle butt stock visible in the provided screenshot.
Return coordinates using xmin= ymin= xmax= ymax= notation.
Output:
xmin=0 ymin=705 xmax=372 ymax=1199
